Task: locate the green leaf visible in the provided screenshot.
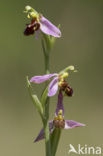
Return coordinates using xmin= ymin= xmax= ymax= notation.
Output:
xmin=26 ymin=76 xmax=31 ymax=88
xmin=41 ymin=86 xmax=48 ymax=111
xmin=26 ymin=76 xmax=43 ymax=119
xmin=32 ymin=94 xmax=43 ymax=118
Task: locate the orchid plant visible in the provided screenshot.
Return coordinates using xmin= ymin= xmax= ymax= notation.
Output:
xmin=23 ymin=6 xmax=85 ymax=156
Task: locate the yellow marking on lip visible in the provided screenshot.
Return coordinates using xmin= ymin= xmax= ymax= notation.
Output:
xmin=58 ymin=109 xmax=63 ymax=115
xmin=54 ymin=109 xmax=64 ymax=121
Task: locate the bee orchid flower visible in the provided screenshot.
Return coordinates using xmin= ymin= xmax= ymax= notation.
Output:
xmin=24 ymin=6 xmax=61 ymax=38
xmin=30 ymin=66 xmax=75 ymax=97
xmin=34 ymin=91 xmax=85 ymax=142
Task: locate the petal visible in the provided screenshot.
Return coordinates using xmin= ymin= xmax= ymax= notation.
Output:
xmin=30 ymin=73 xmax=57 ymax=84
xmin=34 ymin=120 xmax=54 ymax=142
xmin=64 ymin=120 xmax=85 ymax=129
xmin=35 ymin=30 xmax=40 ymax=40
xmin=48 ymin=77 xmax=58 ymax=96
xmin=40 ymin=16 xmax=61 ymax=38
xmin=55 ymin=91 xmax=64 ymax=117
xmin=34 ymin=128 xmax=44 ymax=142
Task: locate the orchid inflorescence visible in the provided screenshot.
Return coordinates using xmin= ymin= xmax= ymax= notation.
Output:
xmin=23 ymin=5 xmax=85 ymax=156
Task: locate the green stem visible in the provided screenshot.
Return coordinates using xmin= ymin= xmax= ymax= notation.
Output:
xmin=41 ymin=37 xmax=51 ymax=156
xmin=44 ymin=53 xmax=50 ymax=74
xmin=41 ymin=38 xmax=50 ymax=74
xmin=43 ymin=98 xmax=51 ymax=156
xmin=51 ymin=129 xmax=61 ymax=156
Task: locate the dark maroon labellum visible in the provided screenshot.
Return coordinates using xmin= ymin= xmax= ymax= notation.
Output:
xmin=24 ymin=19 xmax=40 ymax=36
xmin=24 ymin=24 xmax=35 ymax=35
xmin=60 ymin=81 xmax=68 ymax=91
xmin=65 ymin=86 xmax=73 ymax=97
xmin=60 ymin=80 xmax=73 ymax=97
xmin=53 ymin=119 xmax=65 ymax=128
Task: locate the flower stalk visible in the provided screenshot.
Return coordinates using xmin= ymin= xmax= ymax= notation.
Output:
xmin=41 ymin=33 xmax=52 ymax=156
xmin=51 ymin=129 xmax=61 ymax=156
xmin=43 ymin=99 xmax=51 ymax=156
xmin=41 ymin=37 xmax=50 ymax=74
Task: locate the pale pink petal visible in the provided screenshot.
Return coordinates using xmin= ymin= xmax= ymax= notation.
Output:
xmin=64 ymin=120 xmax=85 ymax=129
xmin=40 ymin=16 xmax=61 ymax=38
xmin=34 ymin=120 xmax=54 ymax=142
xmin=48 ymin=77 xmax=58 ymax=96
xmin=35 ymin=30 xmax=40 ymax=39
xmin=30 ymin=73 xmax=57 ymax=84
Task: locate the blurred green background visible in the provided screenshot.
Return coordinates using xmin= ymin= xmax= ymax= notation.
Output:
xmin=0 ymin=0 xmax=103 ymax=156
